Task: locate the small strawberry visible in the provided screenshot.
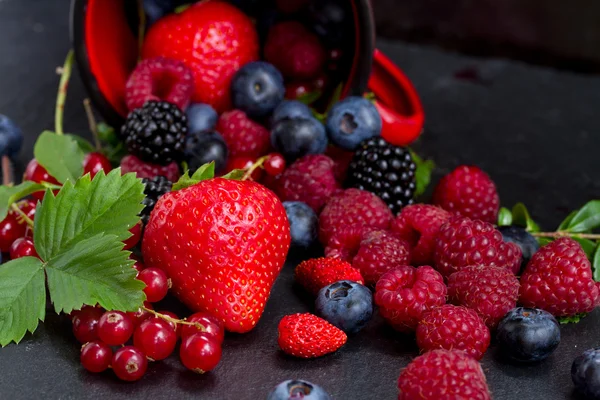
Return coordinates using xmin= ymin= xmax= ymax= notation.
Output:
xmin=142 ymin=1 xmax=259 ymax=112
xmin=295 ymin=257 xmax=364 ymax=295
xmin=142 ymin=177 xmax=291 ymax=333
xmin=278 ymin=313 xmax=347 ymax=358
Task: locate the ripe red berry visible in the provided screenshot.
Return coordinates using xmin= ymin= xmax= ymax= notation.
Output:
xmin=132 ymin=259 xmax=145 ymax=272
xmin=181 ymin=312 xmax=225 ymax=344
xmin=180 ymin=332 xmax=222 ymax=373
xmin=72 ymin=306 xmax=104 ymax=343
xmin=24 ymin=159 xmax=60 ymax=201
xmin=83 ymin=152 xmax=112 ymax=178
xmin=264 ymin=153 xmax=286 ymax=176
xmin=80 ymin=340 xmax=113 ymax=373
xmin=112 ymin=346 xmax=148 ymax=382
xmin=127 ymin=302 xmax=154 ymax=328
xmin=9 ymin=237 xmax=39 ymax=260
xmin=123 ymin=222 xmax=142 ymax=250
xmin=156 ymin=310 xmax=180 ymax=336
xmin=133 ymin=318 xmax=177 ymax=361
xmin=0 ymin=212 xmax=27 ymax=252
xmin=224 ymin=156 xmax=263 ymax=181
xmin=18 ymin=199 xmax=38 ymax=220
xmin=137 ymin=267 xmax=169 ymax=303
xmin=285 ymin=82 xmax=313 ymax=100
xmin=97 ymin=311 xmax=134 ymax=346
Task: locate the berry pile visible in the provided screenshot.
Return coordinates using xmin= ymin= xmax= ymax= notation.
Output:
xmin=1 ymin=0 xmax=600 ymax=398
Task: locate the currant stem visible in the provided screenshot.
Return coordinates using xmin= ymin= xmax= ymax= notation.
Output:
xmin=83 ymin=99 xmax=102 ymax=151
xmin=2 ymin=155 xmax=13 ymax=186
xmin=532 ymin=231 xmax=600 ymax=240
xmin=242 ymin=155 xmax=269 ymax=181
xmin=137 ymin=0 xmax=145 ymax=61
xmin=11 ymin=203 xmax=34 ymax=228
xmin=142 ymin=307 xmax=206 ymax=331
xmin=55 ymin=50 xmax=74 ymax=136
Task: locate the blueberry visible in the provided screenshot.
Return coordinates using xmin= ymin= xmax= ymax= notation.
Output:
xmin=283 ymin=202 xmax=318 ymax=248
xmin=307 ymin=0 xmax=350 ymax=47
xmin=499 ymin=225 xmax=539 ymax=272
xmin=326 ymin=96 xmax=382 ymax=151
xmin=186 ymin=103 xmax=218 ymax=134
xmin=271 ymin=117 xmax=328 ymax=162
xmin=231 ymin=62 xmax=285 ymax=118
xmin=315 ymin=280 xmax=373 ymax=334
xmin=267 ymin=379 xmax=331 ymax=400
xmin=0 ymin=114 xmax=23 ymax=157
xmin=496 ymin=307 xmax=560 ymax=363
xmin=272 ymin=100 xmax=313 ymax=123
xmin=184 ymin=131 xmax=229 ymax=174
xmin=572 ymin=348 xmax=600 ymax=399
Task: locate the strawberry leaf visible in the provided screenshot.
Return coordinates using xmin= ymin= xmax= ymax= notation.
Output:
xmin=409 ymin=149 xmax=435 ymax=197
xmin=97 ymin=122 xmax=120 ymax=146
xmin=221 ymin=169 xmax=245 ymax=180
xmin=557 ymin=210 xmax=578 ymax=231
xmin=0 ymin=181 xmax=47 ymax=221
xmin=497 ymin=207 xmax=513 ymax=226
xmin=66 ymin=134 xmax=95 ymax=154
xmin=571 ymin=237 xmax=597 ymax=260
xmin=45 ymin=233 xmax=144 ymax=314
xmin=34 ymin=131 xmax=85 ymax=184
xmin=563 ymin=200 xmax=600 ymax=233
xmin=557 ymin=313 xmax=587 ymax=324
xmin=172 ymin=162 xmax=215 ymax=191
xmin=511 ymin=203 xmax=540 ymax=232
xmin=537 ymin=237 xmax=553 ymax=247
xmin=0 ymin=257 xmax=46 ymax=346
xmin=593 ymin=244 xmax=600 ymax=282
xmin=33 ymin=169 xmax=145 ymax=261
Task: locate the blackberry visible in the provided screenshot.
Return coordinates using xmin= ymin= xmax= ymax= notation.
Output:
xmin=121 ymin=101 xmax=187 ymax=165
xmin=140 ymin=176 xmax=172 ymax=225
xmin=346 ymin=137 xmax=416 ymax=214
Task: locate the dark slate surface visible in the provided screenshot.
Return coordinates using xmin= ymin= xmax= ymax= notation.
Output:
xmin=1 ymin=1 xmax=600 ymax=399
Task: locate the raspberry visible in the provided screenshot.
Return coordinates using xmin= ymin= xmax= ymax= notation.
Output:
xmin=121 ymin=101 xmax=187 ymax=165
xmin=433 ymin=165 xmax=500 ymax=224
xmin=125 ymin=57 xmax=195 ymax=112
xmin=140 ymin=176 xmax=173 ymax=226
xmin=216 ymin=110 xmax=270 ymax=158
xmin=520 ymin=238 xmax=600 ymax=317
xmin=448 ymin=265 xmax=520 ymax=329
xmin=374 ymin=265 xmax=446 ymax=332
xmin=352 ymin=230 xmax=412 ymax=285
xmin=324 ymin=225 xmax=378 ymax=262
xmin=319 ymin=188 xmax=393 ymax=245
xmin=346 ymin=137 xmax=416 ymax=214
xmin=391 ymin=204 xmax=452 ymax=266
xmin=274 ymin=155 xmax=340 ymax=213
xmin=295 ymin=257 xmax=364 ymax=295
xmin=434 ymin=216 xmax=522 ymax=278
xmin=120 ymin=154 xmax=180 ymax=182
xmin=416 ymin=305 xmax=490 ymax=360
xmin=398 ymin=349 xmax=491 ymax=400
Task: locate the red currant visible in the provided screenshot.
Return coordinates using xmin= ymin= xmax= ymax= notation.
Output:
xmin=0 ymin=213 xmax=27 ymax=252
xmin=132 ymin=259 xmax=145 ymax=272
xmin=72 ymin=306 xmax=104 ymax=343
xmin=112 ymin=346 xmax=148 ymax=382
xmin=180 ymin=332 xmax=222 ymax=373
xmin=285 ymin=82 xmax=313 ymax=100
xmin=155 ymin=310 xmax=180 ymax=336
xmin=24 ymin=159 xmax=60 ymax=201
xmin=97 ymin=311 xmax=134 ymax=346
xmin=264 ymin=153 xmax=286 ymax=176
xmin=83 ymin=152 xmax=112 ymax=178
xmin=127 ymin=301 xmax=154 ymax=328
xmin=137 ymin=268 xmax=169 ymax=303
xmin=9 ymin=237 xmax=39 ymax=260
xmin=133 ymin=318 xmax=177 ymax=361
xmin=181 ymin=312 xmax=225 ymax=344
xmin=123 ymin=222 xmax=142 ymax=250
xmin=225 ymin=156 xmax=263 ymax=181
xmin=80 ymin=340 xmax=112 ymax=373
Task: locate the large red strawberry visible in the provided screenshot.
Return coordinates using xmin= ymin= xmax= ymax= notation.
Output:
xmin=142 ymin=1 xmax=259 ymax=112
xmin=142 ymin=178 xmax=291 ymax=333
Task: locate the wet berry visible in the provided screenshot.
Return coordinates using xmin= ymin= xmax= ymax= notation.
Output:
xmin=133 ymin=318 xmax=177 ymax=361
xmin=9 ymin=237 xmax=38 ymax=260
xmin=72 ymin=306 xmax=104 ymax=344
xmin=83 ymin=152 xmax=112 ymax=178
xmin=137 ymin=267 xmax=169 ymax=303
xmin=181 ymin=312 xmax=225 ymax=344
xmin=97 ymin=311 xmax=134 ymax=346
xmin=180 ymin=332 xmax=222 ymax=373
xmin=112 ymin=346 xmax=148 ymax=381
xmin=80 ymin=340 xmax=112 ymax=373
xmin=264 ymin=153 xmax=286 ymax=176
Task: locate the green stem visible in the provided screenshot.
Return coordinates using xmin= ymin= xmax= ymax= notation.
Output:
xmin=242 ymin=155 xmax=269 ymax=181
xmin=142 ymin=307 xmax=206 ymax=331
xmin=55 ymin=50 xmax=75 ymax=136
xmin=532 ymin=231 xmax=600 ymax=240
xmin=83 ymin=99 xmax=102 ymax=151
xmin=11 ymin=203 xmax=34 ymax=228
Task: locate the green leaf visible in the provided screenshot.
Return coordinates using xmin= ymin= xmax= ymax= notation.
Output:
xmin=557 ymin=313 xmax=587 ymax=324
xmin=172 ymin=162 xmax=216 ymax=191
xmin=34 ymin=131 xmax=85 ymax=184
xmin=497 ymin=207 xmax=513 ymax=226
xmin=66 ymin=134 xmax=95 ymax=154
xmin=409 ymin=149 xmax=435 ymax=197
xmin=537 ymin=237 xmax=553 ymax=247
xmin=558 ymin=210 xmax=578 ymax=231
xmin=296 ymin=91 xmax=322 ymax=106
xmin=0 ymin=257 xmax=46 ymax=346
xmin=97 ymin=122 xmax=120 ymax=146
xmin=564 ymin=200 xmax=600 ymax=233
xmin=571 ymin=237 xmax=597 ymax=260
xmin=33 ymin=169 xmax=145 ymax=261
xmin=0 ymin=181 xmax=47 ymax=221
xmin=221 ymin=169 xmax=245 ymax=180
xmin=511 ymin=203 xmax=540 ymax=232
xmin=593 ymin=244 xmax=600 ymax=282
xmin=45 ymin=233 xmax=145 ymax=314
